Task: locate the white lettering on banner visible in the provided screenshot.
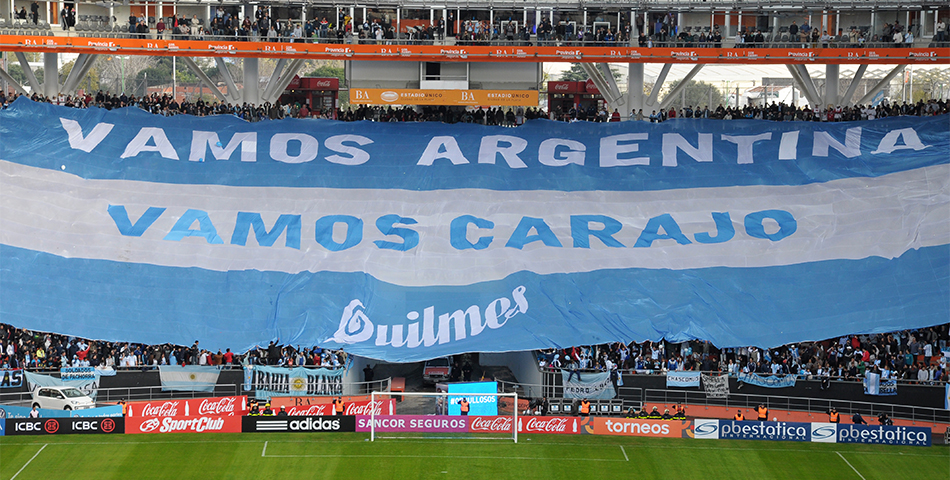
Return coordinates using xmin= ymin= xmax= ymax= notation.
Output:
xmin=523 ymin=417 xmax=570 ymax=433
xmin=61 ymin=119 xmax=933 ymax=167
xmin=604 ymin=420 xmax=670 ymax=435
xmin=287 ymin=404 xmax=331 ymax=416
xmin=329 ymin=286 xmax=528 ymax=348
xmin=470 ymin=416 xmax=513 ymax=433
xmin=141 ymin=401 xmax=181 ymax=417
xmin=287 ymin=418 xmax=341 ymax=431
xmin=140 ymin=416 xmax=226 ymax=433
xmin=198 ymin=397 xmax=237 ymax=415
xmin=344 ymin=400 xmax=389 ymax=416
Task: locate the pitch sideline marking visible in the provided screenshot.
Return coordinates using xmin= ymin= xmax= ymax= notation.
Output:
xmin=620 ymin=445 xmax=629 ymax=461
xmin=263 ymin=453 xmax=625 ymax=462
xmin=836 ymin=451 xmax=867 ymax=480
xmin=9 ymin=443 xmax=47 ymax=480
xmin=262 ymin=441 xmax=268 ymax=458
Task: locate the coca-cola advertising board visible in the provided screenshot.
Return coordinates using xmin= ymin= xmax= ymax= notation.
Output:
xmin=126 ymin=396 xmax=247 ymax=417
xmin=269 ymin=394 xmax=387 ymax=408
xmin=126 ymin=415 xmax=242 ymax=434
xmin=469 ymin=416 xmax=580 ymax=435
xmin=278 ymin=399 xmax=396 ymax=417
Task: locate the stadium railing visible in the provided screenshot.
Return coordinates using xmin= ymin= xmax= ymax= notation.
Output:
xmin=642 ymin=388 xmax=950 ymax=426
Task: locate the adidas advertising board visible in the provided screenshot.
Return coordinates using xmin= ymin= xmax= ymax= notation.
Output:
xmin=6 ymin=417 xmax=124 ymax=435
xmin=242 ymin=415 xmax=356 ymax=433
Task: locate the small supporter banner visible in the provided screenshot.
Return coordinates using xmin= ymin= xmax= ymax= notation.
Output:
xmin=737 ymin=372 xmax=797 ymax=388
xmin=666 ymin=371 xmax=701 ymax=388
xmin=158 ymin=366 xmax=221 ymax=393
xmin=126 ymin=414 xmax=242 ymax=434
xmin=702 ymin=374 xmax=729 ymax=398
xmin=561 ymin=371 xmax=616 ymax=400
xmin=60 ymin=367 xmax=96 ymax=381
xmin=125 ymin=395 xmax=246 ymax=417
xmin=863 ymin=372 xmax=897 ymax=396
xmin=0 ymin=369 xmax=23 ymax=388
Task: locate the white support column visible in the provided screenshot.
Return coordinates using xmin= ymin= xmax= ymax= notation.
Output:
xmin=43 ymin=52 xmax=58 ymax=98
xmin=737 ymin=13 xmax=742 ymax=35
xmin=645 ymin=63 xmax=672 ymax=108
xmin=243 ymin=57 xmax=260 ymax=105
xmin=825 ymin=63 xmax=839 ymax=107
xmin=840 ymin=64 xmax=868 ymax=106
xmin=786 ymin=64 xmax=821 ymax=107
xmin=856 ymin=65 xmax=906 ymax=105
xmin=262 ymin=58 xmax=287 ymax=101
xmin=822 ymin=10 xmax=827 ymax=33
xmin=180 ymin=57 xmax=227 ymax=102
xmin=836 ymin=12 xmax=840 ymax=34
xmin=677 ymin=12 xmax=683 ymax=35
xmin=397 ymin=8 xmax=401 ymax=37
xmin=0 ymin=67 xmax=29 ymax=95
xmin=583 ymin=10 xmax=587 ymax=33
xmin=262 ymin=58 xmax=305 ymax=104
xmin=214 ymin=57 xmax=241 ymax=103
xmin=489 ymin=10 xmax=493 ymax=31
xmin=659 ymin=64 xmax=705 ymax=110
xmin=581 ymin=63 xmax=623 ymax=111
xmin=871 ymin=11 xmax=876 ymax=35
xmin=62 ymin=53 xmax=97 ymax=94
xmin=626 ymin=62 xmax=644 ymax=118
xmin=724 ymin=12 xmax=730 ymax=37
xmin=14 ymin=52 xmax=42 ymax=93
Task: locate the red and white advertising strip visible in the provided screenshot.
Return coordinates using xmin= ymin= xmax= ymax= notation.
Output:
xmin=126 ymin=395 xmax=247 ymax=417
xmin=469 ymin=416 xmax=581 ymax=435
xmin=280 ymin=399 xmax=396 ymax=417
xmin=126 ymin=415 xmax=242 ymax=434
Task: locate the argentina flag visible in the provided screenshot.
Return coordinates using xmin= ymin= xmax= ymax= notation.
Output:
xmin=0 ymin=98 xmax=947 ymax=362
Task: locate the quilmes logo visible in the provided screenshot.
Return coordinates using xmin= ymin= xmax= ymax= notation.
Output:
xmin=329 ymin=286 xmax=528 ymax=348
xmin=810 ymin=423 xmax=837 ymax=443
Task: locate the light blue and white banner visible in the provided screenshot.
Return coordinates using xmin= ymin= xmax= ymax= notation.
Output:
xmin=158 ymin=365 xmax=221 ymax=392
xmin=562 ymin=370 xmax=616 ymax=400
xmin=666 ymin=371 xmax=701 ymax=388
xmin=1 ymin=99 xmax=948 ymax=362
xmin=24 ymin=371 xmax=101 ymax=400
xmin=863 ymin=372 xmax=897 ymax=396
xmin=247 ymin=365 xmax=344 ymax=399
xmin=0 ymin=369 xmax=23 ymax=388
xmin=737 ymin=372 xmax=797 ymax=388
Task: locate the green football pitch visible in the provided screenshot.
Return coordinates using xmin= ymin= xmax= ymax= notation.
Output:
xmin=1 ymin=432 xmax=947 ymax=480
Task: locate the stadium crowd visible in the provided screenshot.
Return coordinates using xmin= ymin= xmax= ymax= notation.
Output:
xmin=539 ymin=324 xmax=950 ymax=385
xmin=1 ymin=92 xmax=947 ymax=125
xmin=0 ymin=323 xmax=345 ymax=371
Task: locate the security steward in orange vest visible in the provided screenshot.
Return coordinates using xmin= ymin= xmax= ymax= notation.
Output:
xmin=579 ymin=399 xmax=591 ymax=417
xmin=756 ymin=404 xmax=769 ymax=421
xmin=459 ymin=398 xmax=470 ymax=416
xmin=734 ymin=409 xmax=745 ymax=421
xmin=249 ymin=400 xmax=260 ymax=416
xmin=828 ymin=407 xmax=840 ymax=423
xmin=333 ymin=397 xmax=345 ymax=416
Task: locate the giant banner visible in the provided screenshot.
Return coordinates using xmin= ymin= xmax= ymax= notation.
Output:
xmin=1 ymin=99 xmax=947 ymax=361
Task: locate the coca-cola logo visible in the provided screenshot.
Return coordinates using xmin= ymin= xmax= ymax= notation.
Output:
xmin=44 ymin=419 xmax=59 ymax=434
xmin=142 ymin=401 xmax=180 ymax=417
xmin=470 ymin=416 xmax=513 ymax=432
xmin=140 ymin=418 xmax=161 ymax=433
xmin=524 ymin=417 xmax=569 ymax=433
xmin=344 ymin=400 xmax=386 ymax=416
xmin=554 ymin=83 xmax=569 ymax=91
xmin=198 ymin=397 xmax=236 ymax=415
xmin=316 ymin=80 xmax=332 ymax=87
xmin=287 ymin=405 xmax=330 ymax=416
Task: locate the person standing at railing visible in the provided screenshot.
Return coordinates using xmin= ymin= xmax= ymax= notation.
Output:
xmin=756 ymin=404 xmax=769 ymax=421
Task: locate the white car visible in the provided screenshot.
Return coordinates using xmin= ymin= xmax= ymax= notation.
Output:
xmin=31 ymin=386 xmax=96 ymax=410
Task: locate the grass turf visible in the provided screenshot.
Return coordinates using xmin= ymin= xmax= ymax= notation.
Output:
xmin=1 ymin=432 xmax=948 ymax=480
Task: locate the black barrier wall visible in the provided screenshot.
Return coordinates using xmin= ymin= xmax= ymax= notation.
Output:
xmin=242 ymin=416 xmax=356 ymax=433
xmin=7 ymin=417 xmax=125 ymax=435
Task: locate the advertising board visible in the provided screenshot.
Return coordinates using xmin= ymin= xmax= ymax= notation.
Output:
xmin=6 ymin=417 xmax=124 ymax=435
xmin=125 ymin=396 xmax=246 ymax=417
xmin=581 ymin=417 xmax=693 ymax=438
xmin=242 ymin=415 xmax=356 ymax=433
xmin=355 ymin=415 xmax=468 ymax=433
xmin=447 ymin=382 xmax=498 ymax=416
xmin=126 ymin=415 xmax=242 ymax=434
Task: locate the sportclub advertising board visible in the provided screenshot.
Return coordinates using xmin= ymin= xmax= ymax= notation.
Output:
xmin=126 ymin=415 xmax=242 ymax=434
xmin=125 ymin=395 xmax=247 ymax=417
